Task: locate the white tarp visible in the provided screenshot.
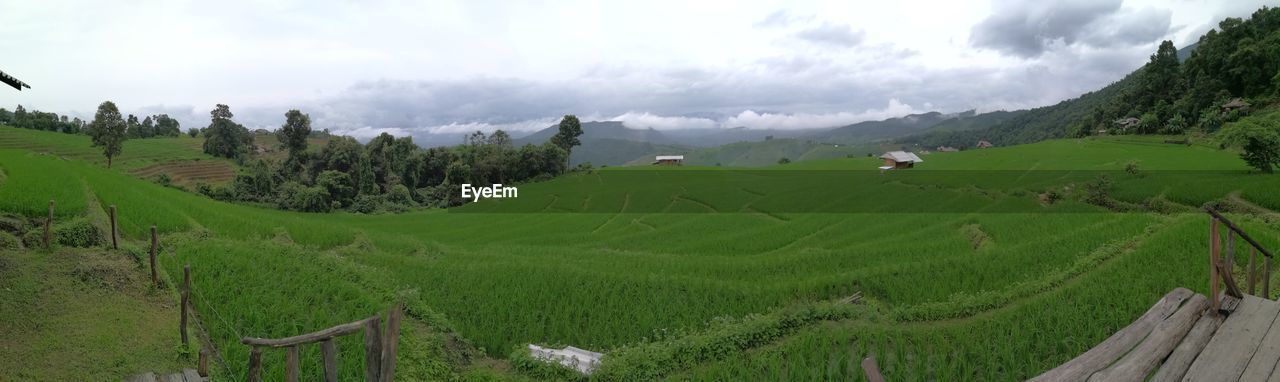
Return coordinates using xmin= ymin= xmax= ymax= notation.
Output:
xmin=528 ymin=344 xmax=604 ymax=375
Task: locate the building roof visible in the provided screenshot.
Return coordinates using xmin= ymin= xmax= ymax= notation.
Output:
xmin=1223 ymin=98 xmax=1250 ymax=108
xmin=880 ymin=151 xmax=923 ymax=163
xmin=0 ymin=70 xmax=30 ymax=91
xmin=976 ymin=140 xmax=994 ymax=147
xmin=655 ymin=155 xmax=684 ymax=161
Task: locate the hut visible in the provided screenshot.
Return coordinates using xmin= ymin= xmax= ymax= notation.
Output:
xmin=1113 ymin=117 xmax=1140 ymax=131
xmin=879 ymin=151 xmax=923 ymax=170
xmin=654 ymin=155 xmax=684 ymax=166
xmin=1222 ymin=98 xmax=1251 ymax=114
xmin=936 ymin=146 xmax=959 ymax=152
xmin=976 ymin=140 xmax=994 ymax=149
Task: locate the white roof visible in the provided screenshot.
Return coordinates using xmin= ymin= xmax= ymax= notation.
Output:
xmin=879 ymin=151 xmax=923 ymax=163
xmin=655 ymin=155 xmax=684 ymax=161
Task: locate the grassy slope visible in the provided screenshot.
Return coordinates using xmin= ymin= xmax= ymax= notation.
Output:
xmin=2 ymin=126 xmax=1279 ymax=380
xmin=0 ymin=249 xmax=191 ymax=380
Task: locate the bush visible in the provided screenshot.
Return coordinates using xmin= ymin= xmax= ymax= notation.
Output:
xmin=0 ymin=214 xmax=27 ymax=234
xmin=21 ymin=230 xmax=42 ymax=248
xmin=1084 ymin=174 xmax=1114 ymax=207
xmin=777 ymin=157 xmax=791 ymax=164
xmin=350 ymin=194 xmax=382 ymax=214
xmin=154 ymin=173 xmax=172 ymax=186
xmin=275 ymin=181 xmax=332 ymax=212
xmin=54 ymin=218 xmax=105 ymax=248
xmin=1124 ymin=160 xmax=1143 ymax=177
xmin=0 ymin=231 xmax=19 ymax=250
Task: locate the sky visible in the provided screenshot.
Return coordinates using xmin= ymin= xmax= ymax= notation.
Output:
xmin=0 ymin=0 xmax=1272 ymax=142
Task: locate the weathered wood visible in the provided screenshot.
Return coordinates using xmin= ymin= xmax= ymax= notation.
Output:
xmin=1220 ymin=261 xmax=1245 ymax=300
xmin=109 ymin=205 xmax=118 ymax=249
xmin=322 ymin=339 xmax=339 ymax=382
xmin=242 ymin=316 xmax=376 ymax=348
xmin=181 ymin=369 xmax=201 ymax=382
xmin=1206 ymin=207 xmax=1275 ymax=259
xmin=1267 ymin=256 xmax=1273 ymax=300
xmin=1251 ymin=246 xmax=1258 ymax=295
xmin=861 ymin=355 xmax=885 ymax=382
xmin=1089 ymin=294 xmax=1208 ymax=382
xmin=1030 ymin=288 xmax=1194 ymax=382
xmin=1228 ymin=231 xmax=1237 ymax=280
xmin=1213 ymin=218 xmax=1222 ymax=312
xmin=379 ymin=304 xmax=403 ymax=382
xmin=285 ymin=345 xmax=300 ymax=382
xmin=1238 ymin=299 xmax=1280 ymax=381
xmin=181 ymin=265 xmax=190 ymax=347
xmin=43 ymin=199 xmax=53 ymax=248
xmin=364 ymin=315 xmax=382 ymax=382
xmin=198 ymin=348 xmax=209 ymax=377
xmin=1149 ymin=310 xmax=1224 ymax=382
xmin=161 ymin=373 xmax=183 ymax=382
xmin=1182 ymin=295 xmax=1280 ymax=381
xmin=150 ymin=226 xmax=158 ymax=286
xmin=246 ymin=347 xmax=263 ymax=382
xmin=124 ymin=372 xmax=157 ymax=382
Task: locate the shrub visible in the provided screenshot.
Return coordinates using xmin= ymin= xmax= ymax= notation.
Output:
xmin=154 ymin=173 xmax=172 ymax=186
xmin=1124 ymin=160 xmax=1143 ymax=177
xmin=0 ymin=231 xmax=19 ymax=250
xmin=350 ymin=194 xmax=382 ymax=214
xmin=54 ymin=218 xmax=105 ymax=248
xmin=0 ymin=214 xmax=27 ymax=234
xmin=387 ymin=184 xmax=415 ymax=206
xmin=777 ymin=157 xmax=791 ymax=164
xmin=21 ymin=230 xmax=42 ymax=248
xmin=1084 ymin=174 xmax=1114 ymax=207
xmin=275 ymin=181 xmax=331 ymax=212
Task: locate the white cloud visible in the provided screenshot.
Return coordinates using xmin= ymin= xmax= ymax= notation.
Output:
xmin=723 ymin=99 xmax=921 ymax=130
xmin=610 ymin=112 xmax=718 ymax=130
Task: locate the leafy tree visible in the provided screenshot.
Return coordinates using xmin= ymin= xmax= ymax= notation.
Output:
xmin=550 ymin=115 xmax=583 ymax=167
xmin=316 ymin=170 xmax=355 ymax=207
xmin=13 ymin=105 xmax=27 ymax=128
xmin=126 ymin=114 xmax=141 ymax=138
xmin=0 ymin=108 xmax=10 ymax=125
xmin=202 ymin=104 xmax=252 ymax=158
xmin=1163 ymin=114 xmax=1186 ymax=135
xmin=153 ymin=114 xmax=181 ymax=137
xmin=187 ymin=128 xmax=199 ymax=138
xmin=86 ymin=101 xmax=128 ymax=168
xmin=1218 ymin=113 xmax=1280 ymax=173
xmin=488 ymin=130 xmax=512 ymax=148
xmin=778 ymin=157 xmax=791 ymax=164
xmin=278 ymin=109 xmax=311 ymax=157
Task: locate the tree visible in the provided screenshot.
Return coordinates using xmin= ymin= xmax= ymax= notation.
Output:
xmin=13 ymin=105 xmax=28 ymax=128
xmin=278 ymin=109 xmax=311 ymax=157
xmin=154 ymin=114 xmax=181 ymax=137
xmin=0 ymin=108 xmax=10 ymax=125
xmin=778 ymin=157 xmax=791 ymax=164
xmin=126 ymin=114 xmax=141 ymax=138
xmin=550 ymin=115 xmax=583 ymax=167
xmin=202 ymin=104 xmax=252 ymax=158
xmin=87 ymin=101 xmax=127 ymax=168
xmin=1218 ymin=115 xmax=1280 ymax=173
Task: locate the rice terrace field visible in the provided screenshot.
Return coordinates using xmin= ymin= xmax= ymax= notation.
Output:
xmin=2 ymin=125 xmax=1280 ymax=381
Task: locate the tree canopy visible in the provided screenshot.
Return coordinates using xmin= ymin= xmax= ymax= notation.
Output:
xmin=86 ymin=101 xmax=127 ymax=168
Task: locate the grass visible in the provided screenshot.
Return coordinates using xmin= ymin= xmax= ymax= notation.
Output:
xmin=1 ymin=127 xmax=1279 ymax=380
xmin=0 ymin=248 xmax=191 ymax=380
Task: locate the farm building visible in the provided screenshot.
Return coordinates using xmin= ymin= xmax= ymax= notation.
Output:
xmin=936 ymin=146 xmax=959 ymax=152
xmin=976 ymin=140 xmax=994 ymax=149
xmin=654 ymin=155 xmax=684 ymax=166
xmin=1222 ymin=98 xmax=1250 ymax=113
xmin=879 ymin=151 xmax=923 ymax=170
xmin=1113 ymin=117 xmax=1140 ymax=131
xmin=0 ymin=69 xmax=30 ymax=91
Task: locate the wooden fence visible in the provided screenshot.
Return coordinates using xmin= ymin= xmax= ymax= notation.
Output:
xmin=240 ymin=304 xmax=403 ymax=382
xmin=1206 ymin=207 xmax=1273 ymax=313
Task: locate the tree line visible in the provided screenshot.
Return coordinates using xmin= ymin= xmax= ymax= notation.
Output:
xmin=187 ymin=104 xmax=585 ymax=213
xmin=0 ymin=104 xmax=181 ymax=139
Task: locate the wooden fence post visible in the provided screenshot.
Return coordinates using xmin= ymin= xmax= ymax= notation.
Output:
xmin=1211 ymin=217 xmax=1221 ymax=313
xmin=380 ymin=304 xmax=403 ymax=382
xmin=321 ymin=339 xmax=338 ymax=382
xmin=1266 ymin=256 xmax=1272 ymax=300
xmin=181 ymin=265 xmax=190 ymax=348
xmin=285 ymin=345 xmax=300 ymax=382
xmin=364 ymin=316 xmax=383 ymax=382
xmin=1249 ymin=246 xmax=1257 ymax=295
xmin=150 ymin=225 xmax=158 ymax=287
xmin=109 ymin=205 xmax=118 ymax=250
xmin=198 ymin=348 xmax=209 ymax=377
xmin=43 ymin=199 xmax=53 ymax=248
xmin=246 ymin=347 xmax=262 ymax=382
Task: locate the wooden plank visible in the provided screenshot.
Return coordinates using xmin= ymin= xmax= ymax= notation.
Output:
xmin=364 ymin=315 xmax=382 ymax=382
xmin=162 ymin=373 xmax=183 ymax=382
xmin=1214 ymin=218 xmax=1222 ymax=312
xmin=861 ymin=355 xmax=885 ymax=382
xmin=1252 ymin=246 xmax=1258 ymax=295
xmin=1206 ymin=208 xmax=1276 ymax=259
xmin=286 ymin=345 xmax=300 ymax=382
xmin=1089 ymin=294 xmax=1208 ymax=382
xmin=1182 ymin=295 xmax=1280 ymax=381
xmin=124 ymin=372 xmax=157 ymax=382
xmin=380 ymin=304 xmax=403 ymax=382
xmin=198 ymin=348 xmax=209 ymax=377
xmin=181 ymin=369 xmax=202 ymax=382
xmin=1030 ymin=288 xmax=1194 ymax=382
xmin=1149 ymin=311 xmax=1224 ymax=382
xmin=1267 ymin=256 xmax=1273 ymax=300
xmin=1223 ymin=260 xmax=1245 ymax=299
xmin=242 ymin=316 xmax=376 ymax=347
xmin=322 ymin=339 xmax=339 ymax=382
xmin=1238 ymin=299 xmax=1280 ymax=381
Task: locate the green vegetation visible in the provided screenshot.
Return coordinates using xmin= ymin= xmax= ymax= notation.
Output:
xmin=2 ymin=125 xmax=1280 ymax=380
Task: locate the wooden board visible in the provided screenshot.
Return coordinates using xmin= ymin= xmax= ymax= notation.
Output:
xmin=162 ymin=373 xmax=184 ymax=382
xmin=1150 ymin=311 xmax=1224 ymax=382
xmin=1031 ymin=288 xmax=1193 ymax=382
xmin=1182 ymin=295 xmax=1280 ymax=381
xmin=1240 ymin=304 xmax=1280 ymax=381
xmin=181 ymin=369 xmax=203 ymax=382
xmin=124 ymin=373 xmax=157 ymax=382
xmin=1089 ymin=294 xmax=1208 ymax=382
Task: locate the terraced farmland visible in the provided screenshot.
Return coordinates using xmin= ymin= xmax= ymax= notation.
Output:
xmin=2 ymin=126 xmax=1279 ymax=380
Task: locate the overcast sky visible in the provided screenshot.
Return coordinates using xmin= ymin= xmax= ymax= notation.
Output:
xmin=0 ymin=0 xmax=1272 ymax=140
